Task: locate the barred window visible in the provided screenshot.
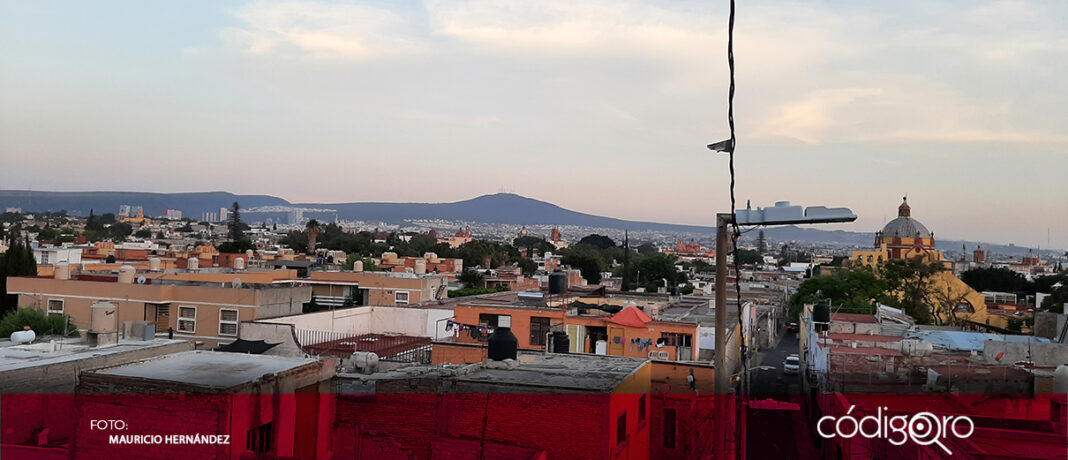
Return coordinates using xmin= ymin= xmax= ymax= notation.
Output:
xmin=177 ymin=306 xmax=196 ymax=333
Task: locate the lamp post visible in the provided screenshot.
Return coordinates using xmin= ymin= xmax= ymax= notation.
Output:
xmin=711 ymin=201 xmax=856 ymax=460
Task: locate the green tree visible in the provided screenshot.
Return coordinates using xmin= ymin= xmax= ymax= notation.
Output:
xmin=513 ymin=236 xmax=554 ymax=257
xmin=217 ymin=240 xmax=255 ymax=253
xmin=879 ymin=258 xmax=945 ymax=324
xmin=1040 ymin=285 xmax=1068 ymax=313
xmin=756 ymin=230 xmax=767 ymax=254
xmin=134 ymin=229 xmax=152 ymax=238
xmin=227 ymin=201 xmax=245 ymax=242
xmin=0 ymin=308 xmax=78 ymax=337
xmin=576 ymin=234 xmax=616 ymax=250
xmin=790 ymin=265 xmax=887 ymax=319
xmin=458 ymin=269 xmax=485 ymax=288
xmin=0 ymin=239 xmax=38 ymax=310
xmin=960 ymin=267 xmax=1030 ymax=294
xmin=635 ymin=243 xmax=658 ymax=255
xmin=735 ymin=248 xmax=763 ymax=265
xmin=107 ymin=222 xmax=133 ymax=241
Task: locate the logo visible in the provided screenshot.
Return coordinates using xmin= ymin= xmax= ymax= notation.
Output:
xmin=816 ymin=405 xmax=974 ymax=455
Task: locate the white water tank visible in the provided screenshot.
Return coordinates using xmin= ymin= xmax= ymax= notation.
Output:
xmin=351 ymin=352 xmax=380 ymax=374
xmin=353 ymin=260 xmax=363 ymax=272
xmin=117 ymin=265 xmax=136 ymax=284
xmin=149 ymin=257 xmax=161 ymax=271
xmin=54 ymin=263 xmax=71 ymax=280
xmin=11 ymin=326 xmax=35 ymax=344
xmin=188 ymin=257 xmax=199 ymax=270
xmin=234 ymin=257 xmax=246 ymax=270
xmin=90 ymin=302 xmax=118 ymax=333
xmin=245 ymin=249 xmax=254 ymax=260
xmin=1055 ymin=365 xmax=1068 ymax=395
xmin=414 ymin=259 xmax=427 ymax=274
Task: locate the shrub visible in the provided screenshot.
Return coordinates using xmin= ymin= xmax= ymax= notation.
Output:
xmin=0 ymin=308 xmax=78 ymax=338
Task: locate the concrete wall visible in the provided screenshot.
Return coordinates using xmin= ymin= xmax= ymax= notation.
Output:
xmin=984 ymin=341 xmax=1068 ymax=367
xmin=260 ymin=306 xmax=453 ymax=338
xmin=0 ymin=340 xmax=194 ymax=394
xmin=1034 ymin=312 xmax=1067 ymax=340
xmin=237 ymin=322 xmax=304 ymax=357
xmin=256 ymin=285 xmax=311 ymax=319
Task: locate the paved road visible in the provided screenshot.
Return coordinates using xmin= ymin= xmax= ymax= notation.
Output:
xmin=744 ymin=331 xmax=821 ymax=459
xmin=749 ymin=331 xmax=801 ymax=398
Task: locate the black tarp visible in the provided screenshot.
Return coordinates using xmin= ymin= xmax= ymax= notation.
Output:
xmin=213 ymin=339 xmax=279 ymax=354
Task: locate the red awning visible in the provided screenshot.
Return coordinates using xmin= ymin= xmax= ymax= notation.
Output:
xmin=605 ymin=306 xmax=653 ymax=328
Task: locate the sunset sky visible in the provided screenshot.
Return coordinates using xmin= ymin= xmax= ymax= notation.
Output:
xmin=1 ymin=1 xmax=1065 ymax=248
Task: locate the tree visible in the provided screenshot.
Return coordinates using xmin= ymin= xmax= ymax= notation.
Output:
xmin=86 ymin=209 xmax=103 ymax=231
xmin=879 ymin=258 xmax=944 ymax=324
xmin=790 ymin=265 xmax=887 ymax=319
xmin=960 ymin=267 xmax=1029 ymax=294
xmin=134 ymin=229 xmax=152 ymax=238
xmin=562 ymin=245 xmax=605 ymax=284
xmin=0 ymin=239 xmax=38 ymax=310
xmin=107 ymin=222 xmax=133 ymax=241
xmin=929 ymin=283 xmax=976 ymax=326
xmin=227 ymin=202 xmax=245 ymax=242
xmin=1040 ymin=285 xmax=1068 ymax=313
xmin=635 ymin=243 xmax=658 ymax=255
xmin=306 ymin=219 xmax=321 ymax=255
xmin=516 ymin=258 xmax=537 ymax=276
xmin=757 ymin=230 xmax=767 ymax=254
xmin=735 ymin=249 xmax=763 ymax=265
xmin=459 ymin=269 xmax=484 ymax=288
xmin=576 ymin=234 xmax=616 ymax=250
xmin=217 ymin=240 xmax=255 ymax=254
xmin=0 ymin=308 xmax=78 ymax=337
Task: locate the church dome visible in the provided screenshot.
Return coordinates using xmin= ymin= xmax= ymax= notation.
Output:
xmin=880 ymin=197 xmax=932 ymax=239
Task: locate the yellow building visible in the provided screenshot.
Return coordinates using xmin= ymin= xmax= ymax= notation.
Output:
xmin=852 ymin=198 xmax=996 ymax=327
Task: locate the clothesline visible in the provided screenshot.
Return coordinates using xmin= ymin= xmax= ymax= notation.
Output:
xmin=445 ymin=319 xmax=492 ymax=336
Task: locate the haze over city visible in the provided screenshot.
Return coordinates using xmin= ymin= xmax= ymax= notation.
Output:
xmin=1 ymin=0 xmax=1066 ymax=248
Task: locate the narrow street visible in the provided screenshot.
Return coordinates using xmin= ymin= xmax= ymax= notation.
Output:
xmin=744 ymin=330 xmax=820 ymax=459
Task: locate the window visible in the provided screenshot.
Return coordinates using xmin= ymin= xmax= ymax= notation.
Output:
xmin=395 ymin=291 xmax=409 ymax=305
xmin=475 ymin=313 xmax=508 ymax=341
xmin=663 ymin=408 xmax=677 ymax=449
xmin=219 ymin=309 xmax=238 ymax=336
xmin=177 ymin=306 xmax=196 ymax=333
xmin=529 ymin=316 xmax=551 ymax=346
xmin=47 ymin=299 xmax=64 ymax=315
xmin=246 ymin=421 xmax=275 ymax=454
xmin=638 ymin=395 xmax=646 ymax=424
xmin=616 ymin=413 xmax=627 ymax=447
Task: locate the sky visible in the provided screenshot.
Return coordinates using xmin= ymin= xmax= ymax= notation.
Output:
xmin=1 ymin=0 xmax=1066 ymax=249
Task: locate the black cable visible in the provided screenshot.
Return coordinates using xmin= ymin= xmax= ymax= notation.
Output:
xmin=725 ymin=0 xmax=750 ymax=394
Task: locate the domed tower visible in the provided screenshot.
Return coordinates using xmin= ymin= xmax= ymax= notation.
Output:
xmin=877 ymin=197 xmax=937 ymax=260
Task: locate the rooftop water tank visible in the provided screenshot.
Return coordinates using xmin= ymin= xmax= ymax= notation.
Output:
xmin=89 ymin=302 xmax=118 ymax=334
xmin=1054 ymin=365 xmax=1068 ymax=395
xmin=148 ymin=257 xmax=161 ymax=271
xmin=414 ymin=259 xmax=427 ymax=274
xmin=234 ymin=257 xmax=246 ymax=270
xmin=548 ymin=271 xmax=568 ymax=295
xmin=54 ymin=263 xmax=71 ymax=280
xmin=813 ymin=303 xmax=830 ymax=332
xmin=188 ymin=257 xmax=199 ymax=270
xmin=487 ymin=316 xmax=518 ymax=361
xmin=117 ymin=265 xmax=136 ymax=284
xmin=551 ymin=330 xmax=570 ymax=354
xmin=11 ymin=326 xmax=35 ymax=344
xmin=353 ymin=260 xmax=364 ymax=272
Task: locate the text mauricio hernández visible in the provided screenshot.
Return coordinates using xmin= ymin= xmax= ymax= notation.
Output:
xmin=91 ymin=420 xmax=232 ymax=446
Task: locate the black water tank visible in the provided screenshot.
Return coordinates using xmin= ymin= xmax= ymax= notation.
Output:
xmin=813 ymin=302 xmax=830 ymax=332
xmin=551 ymin=331 xmax=570 ymax=354
xmin=548 ymin=271 xmax=568 ymax=294
xmin=487 ymin=327 xmax=518 ymax=361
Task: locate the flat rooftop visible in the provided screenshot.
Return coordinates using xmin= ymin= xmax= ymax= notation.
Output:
xmin=0 ymin=338 xmax=187 ymax=372
xmin=88 ymin=350 xmax=320 ymax=389
xmin=456 ymin=353 xmax=647 ymax=392
xmin=341 ymin=352 xmax=648 ymax=392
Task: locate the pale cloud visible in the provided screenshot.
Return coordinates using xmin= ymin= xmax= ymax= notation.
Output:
xmin=224 ymin=1 xmax=426 ymax=59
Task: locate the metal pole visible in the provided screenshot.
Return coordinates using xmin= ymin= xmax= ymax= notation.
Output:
xmin=714 ymin=213 xmax=731 ymax=460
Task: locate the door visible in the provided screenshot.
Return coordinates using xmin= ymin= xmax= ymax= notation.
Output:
xmin=608 ymin=326 xmax=625 ymax=356
xmin=566 ymin=324 xmax=584 ymax=353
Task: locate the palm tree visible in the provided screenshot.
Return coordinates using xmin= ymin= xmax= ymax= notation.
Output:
xmin=306 ymin=219 xmax=321 ymax=255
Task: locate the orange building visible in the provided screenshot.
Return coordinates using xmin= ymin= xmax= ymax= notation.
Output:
xmin=9 ymin=272 xmax=311 ymax=348
xmin=448 ymin=300 xmax=699 ymax=362
xmin=299 ymin=270 xmax=449 ymax=308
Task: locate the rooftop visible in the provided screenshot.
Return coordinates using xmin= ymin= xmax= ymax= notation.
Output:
xmin=88 ymin=350 xmax=321 ymax=389
xmin=0 ymin=338 xmax=187 ymax=372
xmin=341 ymin=352 xmax=648 ymax=392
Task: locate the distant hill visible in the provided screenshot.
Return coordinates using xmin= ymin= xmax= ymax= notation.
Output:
xmin=1 ymin=190 xmax=1058 ymax=255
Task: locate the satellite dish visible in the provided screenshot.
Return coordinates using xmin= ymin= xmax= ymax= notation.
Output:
xmin=233 ymin=278 xmax=243 ymax=289
xmin=136 ymin=275 xmax=146 ymax=284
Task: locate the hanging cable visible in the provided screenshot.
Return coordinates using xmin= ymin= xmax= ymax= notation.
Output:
xmin=723 ymin=0 xmax=749 ymax=385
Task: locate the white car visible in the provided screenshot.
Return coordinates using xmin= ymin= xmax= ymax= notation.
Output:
xmin=783 ymin=354 xmax=800 ymax=375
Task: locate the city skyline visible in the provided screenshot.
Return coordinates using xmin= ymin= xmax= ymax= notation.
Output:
xmin=1 ymin=1 xmax=1066 ymax=248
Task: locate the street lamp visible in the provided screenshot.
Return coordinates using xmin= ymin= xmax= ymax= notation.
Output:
xmin=712 ymin=202 xmax=855 ymax=460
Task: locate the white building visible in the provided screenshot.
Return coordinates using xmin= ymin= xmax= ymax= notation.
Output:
xmin=33 ymin=247 xmax=82 ymax=265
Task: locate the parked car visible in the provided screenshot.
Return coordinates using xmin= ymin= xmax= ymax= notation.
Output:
xmin=783 ymin=354 xmax=800 ymax=375
xmin=787 ymin=322 xmax=799 ymax=333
